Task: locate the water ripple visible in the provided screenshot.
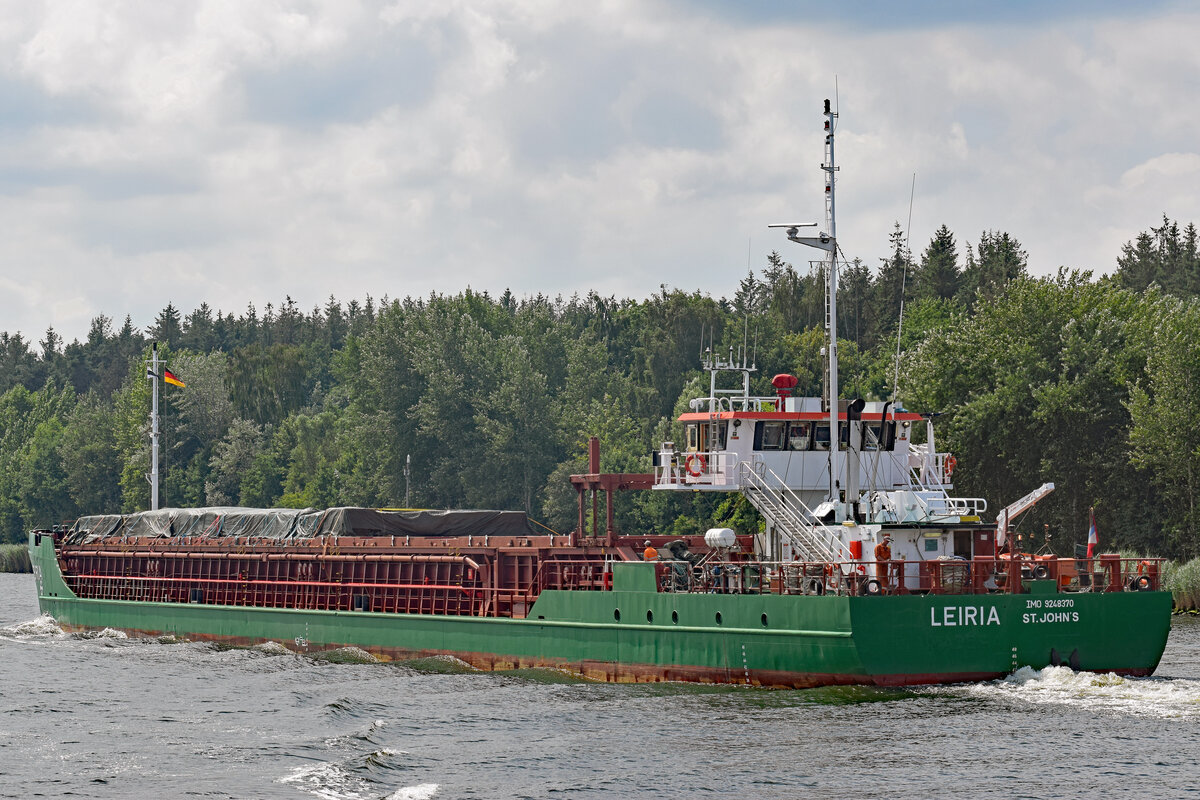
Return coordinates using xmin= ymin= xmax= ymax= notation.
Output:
xmin=5 ymin=575 xmax=1200 ymax=799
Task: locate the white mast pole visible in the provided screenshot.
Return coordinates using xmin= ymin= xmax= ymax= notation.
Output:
xmin=823 ymin=98 xmax=840 ymax=518
xmin=776 ymin=98 xmax=840 ymax=512
xmin=149 ymin=343 xmax=160 ymax=511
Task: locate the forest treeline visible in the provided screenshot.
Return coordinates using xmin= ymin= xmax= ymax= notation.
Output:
xmin=3 ymin=215 xmax=1200 ymax=558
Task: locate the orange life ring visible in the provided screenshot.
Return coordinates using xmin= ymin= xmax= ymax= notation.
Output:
xmin=685 ymin=453 xmax=707 ymax=477
xmin=945 ymin=456 xmax=958 ymax=477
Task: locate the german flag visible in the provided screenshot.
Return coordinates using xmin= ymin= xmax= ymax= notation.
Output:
xmin=163 ymin=368 xmax=186 ymax=388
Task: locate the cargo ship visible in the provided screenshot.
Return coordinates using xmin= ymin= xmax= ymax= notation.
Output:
xmin=28 ymin=100 xmax=1171 ymax=687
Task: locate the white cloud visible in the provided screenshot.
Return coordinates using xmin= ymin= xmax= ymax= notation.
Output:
xmin=1 ymin=1 xmax=1199 ymax=343
xmin=17 ymin=1 xmax=354 ymax=122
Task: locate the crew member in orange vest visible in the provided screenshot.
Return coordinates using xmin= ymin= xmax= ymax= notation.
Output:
xmin=643 ymin=540 xmax=658 ymax=561
xmin=874 ymin=535 xmax=892 ymax=583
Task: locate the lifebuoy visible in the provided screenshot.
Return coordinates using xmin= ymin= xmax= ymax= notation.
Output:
xmin=685 ymin=453 xmax=707 ymax=477
xmin=945 ymin=456 xmax=958 ymax=477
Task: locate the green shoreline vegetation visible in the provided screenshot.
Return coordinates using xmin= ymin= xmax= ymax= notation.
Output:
xmin=1 ymin=543 xmax=31 ymax=573
xmin=1166 ymin=558 xmax=1200 ymax=612
xmin=4 ymin=217 xmax=1200 ymax=603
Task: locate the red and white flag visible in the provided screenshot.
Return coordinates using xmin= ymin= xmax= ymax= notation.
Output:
xmin=1086 ymin=507 xmax=1098 ymax=559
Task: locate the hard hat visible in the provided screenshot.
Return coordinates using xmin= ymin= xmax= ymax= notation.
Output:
xmin=644 ymin=540 xmax=652 ymax=547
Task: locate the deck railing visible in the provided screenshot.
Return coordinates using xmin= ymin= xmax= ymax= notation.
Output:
xmin=650 ymin=554 xmax=1165 ymax=597
xmin=653 ymin=449 xmax=739 ymax=488
xmin=51 ymin=537 xmax=1166 ymax=617
xmin=908 ymin=445 xmax=956 ymax=489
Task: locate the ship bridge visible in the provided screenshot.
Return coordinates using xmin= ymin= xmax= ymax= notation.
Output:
xmin=653 ymin=393 xmax=961 ymax=504
xmin=646 ymin=361 xmax=986 ymax=563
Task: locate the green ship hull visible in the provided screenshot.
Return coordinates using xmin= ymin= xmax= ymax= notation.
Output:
xmin=29 ymin=533 xmax=1171 ymax=687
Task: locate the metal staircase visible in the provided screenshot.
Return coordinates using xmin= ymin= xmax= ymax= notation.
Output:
xmin=736 ymin=460 xmax=845 ymax=563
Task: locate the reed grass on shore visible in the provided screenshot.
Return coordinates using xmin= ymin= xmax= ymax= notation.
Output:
xmin=1165 ymin=557 xmax=1200 ymax=612
xmin=0 ymin=543 xmax=31 ymax=573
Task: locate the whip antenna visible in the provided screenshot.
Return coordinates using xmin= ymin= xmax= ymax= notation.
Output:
xmin=891 ymin=172 xmax=916 ymax=403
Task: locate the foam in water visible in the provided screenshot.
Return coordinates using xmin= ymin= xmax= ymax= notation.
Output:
xmin=277 ymin=751 xmax=427 ymax=800
xmin=278 ymin=760 xmax=375 ymax=800
xmin=389 ymin=784 xmax=438 ymax=800
xmin=0 ymin=614 xmax=65 ymax=639
xmin=85 ymin=627 xmax=129 ymax=640
xmin=961 ymin=665 xmax=1200 ymax=718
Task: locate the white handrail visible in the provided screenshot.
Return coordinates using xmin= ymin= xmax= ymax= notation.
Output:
xmin=654 ymin=449 xmax=738 ymax=487
xmin=737 ymin=460 xmax=842 ymax=563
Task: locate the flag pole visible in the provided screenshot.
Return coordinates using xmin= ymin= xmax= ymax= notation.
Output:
xmin=149 ymin=343 xmax=160 ymax=511
xmin=1086 ymin=506 xmax=1097 ymax=560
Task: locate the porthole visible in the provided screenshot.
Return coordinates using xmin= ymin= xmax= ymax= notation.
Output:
xmin=614 ymin=608 xmax=621 ymax=622
xmin=761 ymin=613 xmax=769 ymax=628
xmin=646 ymin=609 xmax=654 ymax=623
xmin=671 ymin=610 xmax=679 ymax=624
xmin=715 ymin=611 xmax=723 ymax=626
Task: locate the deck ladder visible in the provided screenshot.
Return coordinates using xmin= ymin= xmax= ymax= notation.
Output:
xmin=736 ymin=460 xmax=844 ymax=563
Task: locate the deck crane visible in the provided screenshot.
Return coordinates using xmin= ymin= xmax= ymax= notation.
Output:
xmin=995 ymin=482 xmax=1055 ymax=548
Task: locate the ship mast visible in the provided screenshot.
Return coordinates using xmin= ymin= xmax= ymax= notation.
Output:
xmin=778 ymin=99 xmax=840 ymax=514
xmin=822 ymin=99 xmax=839 ymax=515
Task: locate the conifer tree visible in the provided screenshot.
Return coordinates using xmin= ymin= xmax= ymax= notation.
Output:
xmin=915 ymin=224 xmax=961 ymax=302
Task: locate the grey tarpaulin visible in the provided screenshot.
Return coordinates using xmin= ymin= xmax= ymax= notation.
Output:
xmin=65 ymin=507 xmax=536 ymax=545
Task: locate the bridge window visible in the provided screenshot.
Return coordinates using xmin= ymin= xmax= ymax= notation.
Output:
xmin=813 ymin=423 xmax=830 ymax=450
xmin=862 ymin=423 xmax=881 ymax=451
xmin=755 ymin=421 xmax=786 ymax=450
xmin=787 ymin=422 xmax=811 ymax=451
xmin=714 ymin=422 xmax=728 ymax=449
xmin=862 ymin=421 xmax=897 ymax=451
xmin=686 ymin=422 xmax=728 ymax=451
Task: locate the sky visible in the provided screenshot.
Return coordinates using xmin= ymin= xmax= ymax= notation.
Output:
xmin=2 ymin=0 xmax=1198 ymax=344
